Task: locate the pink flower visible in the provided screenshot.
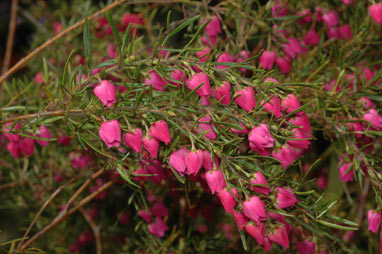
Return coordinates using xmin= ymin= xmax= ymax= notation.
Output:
xmin=360 ymin=97 xmax=376 ymax=109
xmin=198 ymin=116 xmax=217 ymax=140
xmin=107 ymin=43 xmax=116 ymax=58
xmin=138 ymin=210 xmax=151 ymax=223
xmin=196 ymin=48 xmax=211 ymax=62
xmin=268 ymin=225 xmax=289 ymax=248
xmin=298 ymin=9 xmax=312 ymax=25
xmin=287 ymin=128 xmax=311 ymax=149
xmin=276 ymin=187 xmax=298 ymax=209
xmin=231 ymin=122 xmax=250 ymax=134
xmin=296 ymin=240 xmax=315 ymax=254
xmin=217 ymin=52 xmax=235 ymax=69
xmin=142 ymin=136 xmax=160 ymax=158
xmin=327 ymin=27 xmax=339 ymax=40
xmin=121 ymin=13 xmax=143 ymax=36
xmin=347 ymin=121 xmax=364 ymax=138
xmin=99 ymin=120 xmax=121 ymax=149
xmin=259 ymin=50 xmax=276 ymax=70
xmin=169 ymin=148 xmax=188 ymax=175
xmin=242 ymin=196 xmax=266 ymax=223
xmin=248 ymin=124 xmax=274 ymax=156
xmin=186 ymin=72 xmax=211 ymax=96
xmin=205 ymin=170 xmax=226 ymax=194
xmin=205 ymin=16 xmax=222 ymax=37
xmin=145 ymin=70 xmax=167 ymax=91
xmin=245 ymin=222 xmax=265 ymax=245
xmin=289 ymin=112 xmax=312 ymax=134
xmin=168 ymin=69 xmax=187 ymax=87
xmin=151 ymin=201 xmax=168 ymax=217
xmin=53 ymin=21 xmax=62 ymax=35
xmin=35 ymin=72 xmax=43 ymax=84
xmin=261 ymin=96 xmax=282 ymax=118
xmin=7 ymin=142 xmax=19 ymax=158
xmin=249 ymin=172 xmax=270 ymax=196
xmin=282 ymin=37 xmax=306 ymax=59
xmin=234 ymin=86 xmax=256 ymax=112
xmin=282 ymin=94 xmax=301 ymax=114
xmin=367 ymin=209 xmax=381 ymax=233
xmin=123 ymin=128 xmax=142 ymax=152
xmin=19 ymin=138 xmax=35 ymax=156
xmin=149 ymin=120 xmax=171 ymax=144
xmin=212 ymin=81 xmax=231 ymax=105
xmin=338 ymin=159 xmax=354 ymax=182
xmin=272 ymin=2 xmax=288 ymax=17
xmin=303 ymin=28 xmax=320 ymax=46
xmin=338 ymin=24 xmax=352 ymax=40
xmin=363 ymin=108 xmax=382 ymax=130
xmin=118 ymin=212 xmax=129 ymax=225
xmin=276 ymin=57 xmax=291 ymax=74
xmin=272 ymin=145 xmax=303 ymax=169
xmin=201 ymin=35 xmax=217 ymax=47
xmin=218 ymin=188 xmax=238 ymax=213
xmin=57 ymin=135 xmax=71 ymax=146
xmin=3 ymin=122 xmax=20 ymax=142
xmin=323 ymin=10 xmax=339 ymax=27
xmin=233 ymin=211 xmax=248 ymax=229
xmin=93 ymin=80 xmax=116 ymax=108
xmin=237 ymin=50 xmax=250 ymax=73
xmin=370 ymin=3 xmax=382 ymax=24
xmin=148 ymin=217 xmax=169 ymax=237
xmin=36 ymin=126 xmax=52 ymax=147
xmin=185 ymin=150 xmax=204 ymax=175
xmin=202 ymin=150 xmax=219 ymax=170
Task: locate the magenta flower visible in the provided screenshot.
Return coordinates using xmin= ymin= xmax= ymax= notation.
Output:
xmin=288 ymin=112 xmax=312 ymax=134
xmin=123 ymin=128 xmax=142 ymax=152
xmin=276 ymin=57 xmax=291 ymax=74
xmin=99 ymin=120 xmax=121 ymax=149
xmin=268 ymin=225 xmax=289 ymax=248
xmin=3 ymin=122 xmax=21 ymax=143
xmin=367 ymin=209 xmax=382 ymax=233
xmin=198 ymin=116 xmax=217 ymax=140
xmin=272 ymin=145 xmax=303 ymax=169
xmin=360 ymin=97 xmax=376 ymax=109
xmin=202 ymin=150 xmax=219 ymax=170
xmin=205 ymin=15 xmax=222 ymax=37
xmin=234 ymin=86 xmax=256 ymax=112
xmin=363 ymin=108 xmax=382 ymax=130
xmin=205 ymin=170 xmax=226 ymax=194
xmin=186 ymin=72 xmax=211 ymax=96
xmin=232 ymin=211 xmax=248 ymax=229
xmin=93 ymin=80 xmax=116 ymax=107
xmin=218 ymin=188 xmax=238 ymax=213
xmin=245 ymin=222 xmax=265 ymax=245
xmin=185 ymin=150 xmax=204 ymax=175
xmin=303 ymin=28 xmax=320 ymax=46
xmin=261 ymin=95 xmax=282 ymax=118
xmin=148 ymin=217 xmax=169 ymax=237
xmin=213 ymin=81 xmax=231 ymax=105
xmin=6 ymin=142 xmax=20 ymax=158
xmin=338 ymin=24 xmax=352 ymax=40
xmin=282 ymin=94 xmax=301 ymax=114
xmin=169 ymin=148 xmax=188 ymax=175
xmin=145 ymin=70 xmax=167 ymax=91
xmin=36 ymin=126 xmax=52 ymax=147
xmin=287 ymin=128 xmax=311 ymax=149
xmin=249 ymin=172 xmax=270 ymax=196
xmin=248 ymin=124 xmax=274 ymax=156
xmin=276 ymin=187 xmax=298 ymax=209
xmin=138 ymin=210 xmax=151 ymax=223
xmin=149 ymin=120 xmax=171 ymax=144
xmin=151 ymin=201 xmax=168 ymax=217
xmin=168 ymin=69 xmax=187 ymax=87
xmin=338 ymin=159 xmax=354 ymax=182
xmin=322 ymin=10 xmax=339 ymax=27
xmin=370 ymin=3 xmax=382 ymax=24
xmin=282 ymin=37 xmax=306 ymax=59
xmin=217 ymin=52 xmax=235 ymax=69
xmin=296 ymin=240 xmax=315 ymax=254
xmin=242 ymin=196 xmax=266 ymax=223
xmin=19 ymin=138 xmax=35 ymax=156
xmin=142 ymin=136 xmax=160 ymax=158
xmin=231 ymin=122 xmax=250 ymax=134
xmin=259 ymin=50 xmax=276 ymax=70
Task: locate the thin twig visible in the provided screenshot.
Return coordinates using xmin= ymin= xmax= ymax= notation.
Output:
xmin=18 ymin=180 xmax=115 ymax=251
xmin=2 ymin=0 xmax=18 ymax=74
xmin=0 ymin=180 xmax=26 ymax=190
xmin=80 ymin=208 xmax=102 ymax=254
xmin=17 ymin=175 xmax=80 ymax=249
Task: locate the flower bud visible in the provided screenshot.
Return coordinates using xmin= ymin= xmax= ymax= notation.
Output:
xmin=272 ymin=145 xmax=303 ymax=169
xmin=261 ymin=96 xmax=282 ymax=118
xmin=303 ymin=28 xmax=320 ymax=46
xmin=233 ymin=211 xmax=248 ymax=229
xmin=148 ymin=217 xmax=169 ymax=237
xmin=142 ymin=136 xmax=160 ymax=158
xmin=205 ymin=16 xmax=222 ymax=37
xmin=212 ymin=81 xmax=231 ymax=105
xmin=234 ymin=86 xmax=256 ymax=112
xmin=268 ymin=225 xmax=289 ymax=248
xmin=245 ymin=222 xmax=265 ymax=245
xmin=149 ymin=120 xmax=171 ymax=144
xmin=186 ymin=72 xmax=211 ymax=96
xmin=99 ymin=120 xmax=121 ymax=148
xmin=198 ymin=116 xmax=217 ymax=140
xmin=185 ymin=150 xmax=204 ymax=175
xmin=276 ymin=187 xmax=298 ymax=209
xmin=259 ymin=50 xmax=276 ymax=70
xmin=218 ymin=188 xmax=238 ymax=213
xmin=205 ymin=170 xmax=226 ymax=194
xmin=367 ymin=209 xmax=381 ymax=233
xmin=151 ymin=201 xmax=168 ymax=217
xmin=276 ymin=57 xmax=291 ymax=74
xmin=370 ymin=3 xmax=382 ymax=24
xmin=249 ymin=172 xmax=270 ymax=196
xmin=338 ymin=159 xmax=354 ymax=182
xmin=36 ymin=126 xmax=52 ymax=147
xmin=281 ymin=94 xmax=301 ymax=114
xmin=242 ymin=196 xmax=266 ymax=223
xmin=169 ymin=148 xmax=188 ymax=175
xmin=3 ymin=122 xmax=21 ymax=142
xmin=145 ymin=70 xmax=167 ymax=91
xmin=248 ymin=124 xmax=274 ymax=156
xmin=19 ymin=138 xmax=35 ymax=156
xmin=363 ymin=108 xmax=382 ymax=130
xmin=93 ymin=80 xmax=116 ymax=107
xmin=123 ymin=128 xmax=142 ymax=152
xmin=138 ymin=210 xmax=151 ymax=223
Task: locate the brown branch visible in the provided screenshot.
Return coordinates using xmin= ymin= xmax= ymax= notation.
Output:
xmin=18 ymin=180 xmax=115 ymax=251
xmin=80 ymin=208 xmax=102 ymax=254
xmin=1 ymin=0 xmax=18 ymax=75
xmin=17 ymin=175 xmax=79 ymax=249
xmin=0 ymin=180 xmax=26 ymax=190
xmin=0 ymin=0 xmax=181 ymax=85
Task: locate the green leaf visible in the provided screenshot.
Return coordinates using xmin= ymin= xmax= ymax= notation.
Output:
xmin=316 ymin=219 xmax=358 ymax=231
xmin=325 ymin=214 xmax=359 ymax=227
xmin=116 ymin=163 xmax=141 ymax=189
xmin=121 ymin=23 xmax=132 ymax=56
xmin=162 ymin=15 xmax=200 ymax=46
xmin=106 ymin=10 xmax=122 ymax=50
xmin=61 ymin=49 xmax=77 ymax=94
xmin=83 ymin=18 xmax=91 ymax=67
xmin=239 ymin=230 xmax=247 ymax=250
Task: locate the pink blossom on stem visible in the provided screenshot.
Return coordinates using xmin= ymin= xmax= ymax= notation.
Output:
xmin=369 ymin=3 xmax=382 ymax=24
xmin=233 ymin=211 xmax=248 ymax=229
xmin=245 ymin=222 xmax=265 ymax=245
xmin=149 ymin=120 xmax=171 ymax=144
xmin=142 ymin=136 xmax=160 ymax=158
xmin=249 ymin=172 xmax=271 ymax=196
xmin=94 ymin=80 xmax=116 ymax=107
xmin=145 ymin=70 xmax=167 ymax=91
xmin=259 ymin=50 xmax=276 ymax=70
xmin=205 ymin=170 xmax=226 ymax=194
xmin=234 ymin=86 xmax=256 ymax=112
xmin=363 ymin=109 xmax=382 ymax=130
xmin=303 ymin=28 xmax=320 ymax=46
xmin=261 ymin=95 xmax=282 ymax=118
xmin=276 ymin=57 xmax=291 ymax=74
xmin=151 ymin=201 xmax=168 ymax=217
xmin=272 ymin=145 xmax=303 ymax=169
xmin=268 ymin=225 xmax=289 ymax=248
xmin=138 ymin=210 xmax=151 ymax=223
xmin=322 ymin=10 xmax=339 ymax=27
xmin=338 ymin=159 xmax=354 ymax=182
xmin=248 ymin=124 xmax=274 ymax=156
xmin=185 ymin=150 xmax=204 ymax=175
xmin=242 ymin=196 xmax=267 ymax=223
xmin=36 ymin=126 xmax=52 ymax=147
xmin=123 ymin=128 xmax=142 ymax=153
xmin=99 ymin=120 xmax=121 ymax=149
xmin=148 ymin=217 xmax=169 ymax=237
xmin=198 ymin=116 xmax=217 ymax=140
xmin=169 ymin=148 xmax=189 ymax=175
xmin=205 ymin=16 xmax=222 ymax=37
xmin=276 ymin=187 xmax=298 ymax=209
xmin=367 ymin=209 xmax=382 ymax=233
xmin=338 ymin=24 xmax=352 ymax=40
xmin=296 ymin=240 xmax=315 ymax=254
xmin=212 ymin=81 xmax=231 ymax=105
xmin=218 ymin=188 xmax=238 ymax=213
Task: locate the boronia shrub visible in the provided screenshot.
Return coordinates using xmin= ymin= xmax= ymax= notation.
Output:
xmin=0 ymin=0 xmax=382 ymax=253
